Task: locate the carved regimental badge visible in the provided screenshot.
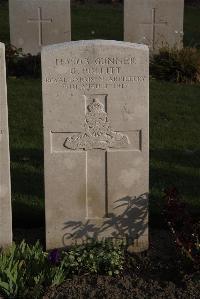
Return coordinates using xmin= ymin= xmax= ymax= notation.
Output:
xmin=64 ymin=99 xmax=129 ymax=150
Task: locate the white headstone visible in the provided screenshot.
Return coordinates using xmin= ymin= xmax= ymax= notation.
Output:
xmin=0 ymin=42 xmax=12 ymax=248
xmin=124 ymin=0 xmax=184 ymax=52
xmin=42 ymin=40 xmax=149 ymax=252
xmin=9 ymin=0 xmax=71 ymax=55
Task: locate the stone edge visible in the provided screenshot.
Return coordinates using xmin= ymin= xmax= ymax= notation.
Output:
xmin=41 ymin=39 xmax=149 ymax=54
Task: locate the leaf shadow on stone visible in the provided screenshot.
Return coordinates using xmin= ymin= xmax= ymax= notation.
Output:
xmin=62 ymin=194 xmax=148 ymax=246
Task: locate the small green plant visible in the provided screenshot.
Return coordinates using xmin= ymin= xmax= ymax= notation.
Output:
xmin=150 ymin=47 xmax=200 ymax=83
xmin=0 ymin=241 xmax=65 ymax=299
xmin=61 ymin=240 xmax=124 ymax=276
xmin=0 ymin=240 xmax=125 ymax=298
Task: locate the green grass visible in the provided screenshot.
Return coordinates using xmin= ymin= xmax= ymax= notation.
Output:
xmin=0 ymin=1 xmax=9 ymax=43
xmin=0 ymin=2 xmax=200 ymax=227
xmin=72 ymin=3 xmax=123 ymax=41
xmin=150 ymin=80 xmax=200 ymax=221
xmin=184 ymin=6 xmax=200 ymax=47
xmin=7 ymin=78 xmax=44 ymax=227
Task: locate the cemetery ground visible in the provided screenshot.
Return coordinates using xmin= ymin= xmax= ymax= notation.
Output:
xmin=0 ymin=1 xmax=200 ymax=298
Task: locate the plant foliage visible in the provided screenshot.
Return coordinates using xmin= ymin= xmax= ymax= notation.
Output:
xmin=150 ymin=47 xmax=200 ymax=83
xmin=5 ymin=44 xmax=41 ymax=78
xmin=164 ymin=187 xmax=200 ymax=267
xmin=0 ymin=240 xmax=124 ymax=298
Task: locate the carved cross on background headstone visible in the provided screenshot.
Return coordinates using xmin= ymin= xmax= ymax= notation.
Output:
xmin=27 ymin=7 xmax=52 ymax=46
xmin=140 ymin=8 xmax=168 ymax=50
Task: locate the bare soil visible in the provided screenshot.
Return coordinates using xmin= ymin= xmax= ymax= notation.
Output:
xmin=44 ymin=229 xmax=200 ymax=299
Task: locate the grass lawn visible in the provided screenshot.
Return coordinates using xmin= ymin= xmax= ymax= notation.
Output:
xmin=0 ymin=2 xmax=200 ymax=228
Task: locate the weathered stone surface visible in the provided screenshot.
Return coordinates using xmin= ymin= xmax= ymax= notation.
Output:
xmin=0 ymin=42 xmax=12 ymax=248
xmin=124 ymin=0 xmax=184 ymax=52
xmin=42 ymin=40 xmax=149 ymax=252
xmin=9 ymin=0 xmax=71 ymax=55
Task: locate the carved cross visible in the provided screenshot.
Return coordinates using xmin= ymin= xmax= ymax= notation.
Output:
xmin=140 ymin=8 xmax=168 ymax=50
xmin=62 ymin=95 xmax=137 ymax=219
xmin=27 ymin=7 xmax=52 ymax=46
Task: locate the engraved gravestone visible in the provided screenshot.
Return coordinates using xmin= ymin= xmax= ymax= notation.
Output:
xmin=9 ymin=0 xmax=71 ymax=55
xmin=0 ymin=42 xmax=12 ymax=247
xmin=124 ymin=0 xmax=184 ymax=52
xmin=42 ymin=40 xmax=149 ymax=252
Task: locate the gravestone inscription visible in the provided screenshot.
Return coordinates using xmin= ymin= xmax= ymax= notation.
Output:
xmin=0 ymin=42 xmax=12 ymax=248
xmin=42 ymin=40 xmax=149 ymax=252
xmin=9 ymin=0 xmax=71 ymax=55
xmin=124 ymin=0 xmax=184 ymax=52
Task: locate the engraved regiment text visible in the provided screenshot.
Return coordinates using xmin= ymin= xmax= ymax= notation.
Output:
xmin=44 ymin=56 xmax=146 ymax=90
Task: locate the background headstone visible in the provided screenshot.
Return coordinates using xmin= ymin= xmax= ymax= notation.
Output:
xmin=0 ymin=42 xmax=12 ymax=248
xmin=124 ymin=0 xmax=184 ymax=52
xmin=42 ymin=40 xmax=149 ymax=252
xmin=9 ymin=0 xmax=71 ymax=55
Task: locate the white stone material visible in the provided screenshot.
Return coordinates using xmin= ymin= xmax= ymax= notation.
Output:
xmin=124 ymin=0 xmax=184 ymax=52
xmin=42 ymin=40 xmax=149 ymax=252
xmin=0 ymin=42 xmax=12 ymax=248
xmin=9 ymin=0 xmax=71 ymax=55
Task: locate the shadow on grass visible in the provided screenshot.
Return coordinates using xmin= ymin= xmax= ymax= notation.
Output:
xmin=10 ymin=148 xmax=45 ymax=228
xmin=150 ymin=148 xmax=200 ymax=219
xmin=11 ymin=148 xmax=43 ymax=166
xmin=151 ymin=148 xmax=200 ymax=169
xmin=11 ymin=148 xmax=44 ymax=197
xmin=12 ymin=200 xmax=45 ymax=228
